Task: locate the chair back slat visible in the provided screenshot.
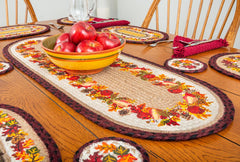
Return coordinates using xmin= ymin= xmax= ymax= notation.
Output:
xmin=2 ymin=0 xmax=37 ymax=26
xmin=209 ymin=0 xmax=225 ymax=39
xmin=192 ymin=0 xmax=203 ymax=39
xmin=25 ymin=8 xmax=28 ymax=24
xmin=225 ymin=0 xmax=240 ymax=46
xmin=199 ymin=0 xmax=213 ymax=40
xmin=167 ymin=0 xmax=170 ymax=33
xmin=156 ymin=7 xmax=159 ymax=30
xmin=16 ymin=0 xmax=18 ymax=24
xmin=218 ymin=0 xmax=235 ymax=38
xmin=142 ymin=0 xmax=161 ymax=29
xmin=183 ymin=0 xmax=193 ymax=37
xmin=5 ymin=0 xmax=9 ymax=26
xmin=175 ymin=0 xmax=182 ymax=36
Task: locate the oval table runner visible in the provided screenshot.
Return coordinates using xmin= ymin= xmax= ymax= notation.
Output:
xmin=209 ymin=53 xmax=240 ymax=80
xmin=73 ymin=137 xmax=149 ymax=162
xmin=101 ymin=26 xmax=169 ymax=44
xmin=0 ymin=24 xmax=50 ymax=40
xmin=0 ymin=104 xmax=61 ymax=161
xmin=3 ymin=36 xmax=234 ymax=141
xmin=0 ymin=61 xmax=13 ymax=75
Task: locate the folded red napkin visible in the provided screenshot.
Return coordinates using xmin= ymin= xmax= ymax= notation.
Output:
xmin=89 ymin=17 xmax=130 ymax=29
xmin=172 ymin=36 xmax=228 ymax=58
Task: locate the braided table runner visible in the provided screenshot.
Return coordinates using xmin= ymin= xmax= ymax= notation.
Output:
xmin=3 ymin=36 xmax=234 ymax=141
xmin=209 ymin=53 xmax=240 ymax=80
xmin=73 ymin=137 xmax=149 ymax=162
xmin=0 ymin=24 xmax=50 ymax=40
xmin=0 ymin=61 xmax=13 ymax=74
xmin=0 ymin=104 xmax=61 ymax=161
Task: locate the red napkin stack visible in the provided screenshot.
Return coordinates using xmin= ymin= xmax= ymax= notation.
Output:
xmin=172 ymin=36 xmax=228 ymax=58
xmin=89 ymin=17 xmax=130 ymax=29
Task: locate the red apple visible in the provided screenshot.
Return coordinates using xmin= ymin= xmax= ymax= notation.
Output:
xmin=56 ymin=33 xmax=70 ymax=44
xmin=76 ymin=40 xmax=103 ymax=53
xmin=69 ymin=21 xmax=97 ymax=45
xmin=54 ymin=42 xmax=76 ymax=52
xmin=96 ymin=32 xmax=121 ymax=50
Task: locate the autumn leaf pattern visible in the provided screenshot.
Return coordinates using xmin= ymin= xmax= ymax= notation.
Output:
xmin=221 ymin=55 xmax=240 ymax=73
xmin=0 ymin=111 xmax=44 ymax=161
xmin=14 ymin=39 xmax=213 ymax=127
xmin=81 ymin=142 xmax=139 ymax=161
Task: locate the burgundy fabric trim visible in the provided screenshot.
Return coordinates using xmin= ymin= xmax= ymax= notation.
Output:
xmin=209 ymin=52 xmax=240 ymax=80
xmin=73 ymin=137 xmax=149 ymax=162
xmin=0 ymin=24 xmax=50 ymax=40
xmin=3 ymin=37 xmax=235 ymax=141
xmin=0 ymin=104 xmax=62 ymax=161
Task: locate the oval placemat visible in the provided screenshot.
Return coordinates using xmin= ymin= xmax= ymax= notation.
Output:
xmin=0 ymin=24 xmax=50 ymax=40
xmin=101 ymin=25 xmax=169 ymax=44
xmin=0 ymin=61 xmax=13 ymax=74
xmin=0 ymin=104 xmax=61 ymax=161
xmin=73 ymin=137 xmax=149 ymax=162
xmin=57 ymin=17 xmax=130 ymax=29
xmin=164 ymin=58 xmax=208 ymax=73
xmin=209 ymin=53 xmax=240 ymax=80
xmin=3 ymin=36 xmax=234 ymax=141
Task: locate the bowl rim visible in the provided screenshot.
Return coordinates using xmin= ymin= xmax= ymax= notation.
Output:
xmin=41 ymin=33 xmax=126 ymax=56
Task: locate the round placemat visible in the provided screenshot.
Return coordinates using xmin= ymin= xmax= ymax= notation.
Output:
xmin=164 ymin=58 xmax=208 ymax=73
xmin=0 ymin=104 xmax=62 ymax=161
xmin=73 ymin=137 xmax=149 ymax=162
xmin=101 ymin=25 xmax=169 ymax=44
xmin=0 ymin=61 xmax=13 ymax=74
xmin=0 ymin=24 xmax=50 ymax=40
xmin=209 ymin=53 xmax=240 ymax=80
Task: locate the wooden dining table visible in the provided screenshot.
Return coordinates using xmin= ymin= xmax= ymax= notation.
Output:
xmin=0 ymin=20 xmax=240 ymax=162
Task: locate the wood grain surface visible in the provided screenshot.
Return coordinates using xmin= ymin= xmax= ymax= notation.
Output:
xmin=0 ymin=20 xmax=239 ymax=162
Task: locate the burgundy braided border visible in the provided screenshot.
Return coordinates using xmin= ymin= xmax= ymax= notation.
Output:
xmin=164 ymin=58 xmax=208 ymax=73
xmin=0 ymin=61 xmax=14 ymax=75
xmin=101 ymin=25 xmax=169 ymax=44
xmin=73 ymin=137 xmax=149 ymax=162
xmin=0 ymin=24 xmax=50 ymax=41
xmin=209 ymin=52 xmax=240 ymax=80
xmin=0 ymin=104 xmax=62 ymax=161
xmin=3 ymin=37 xmax=235 ymax=141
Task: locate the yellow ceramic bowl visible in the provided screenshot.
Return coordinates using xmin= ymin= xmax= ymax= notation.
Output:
xmin=41 ymin=33 xmax=125 ymax=75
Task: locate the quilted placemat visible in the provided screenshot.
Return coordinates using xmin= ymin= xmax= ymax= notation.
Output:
xmin=101 ymin=25 xmax=169 ymax=44
xmin=209 ymin=53 xmax=240 ymax=80
xmin=0 ymin=24 xmax=50 ymax=40
xmin=0 ymin=104 xmax=61 ymax=161
xmin=57 ymin=17 xmax=130 ymax=29
xmin=3 ymin=36 xmax=234 ymax=141
xmin=164 ymin=58 xmax=207 ymax=73
xmin=0 ymin=61 xmax=13 ymax=74
xmin=73 ymin=137 xmax=149 ymax=162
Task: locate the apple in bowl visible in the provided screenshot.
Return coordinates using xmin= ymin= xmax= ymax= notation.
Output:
xmin=41 ymin=22 xmax=125 ymax=75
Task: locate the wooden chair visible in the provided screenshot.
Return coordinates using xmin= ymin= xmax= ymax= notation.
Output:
xmin=3 ymin=0 xmax=38 ymax=26
xmin=142 ymin=0 xmax=240 ymax=47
